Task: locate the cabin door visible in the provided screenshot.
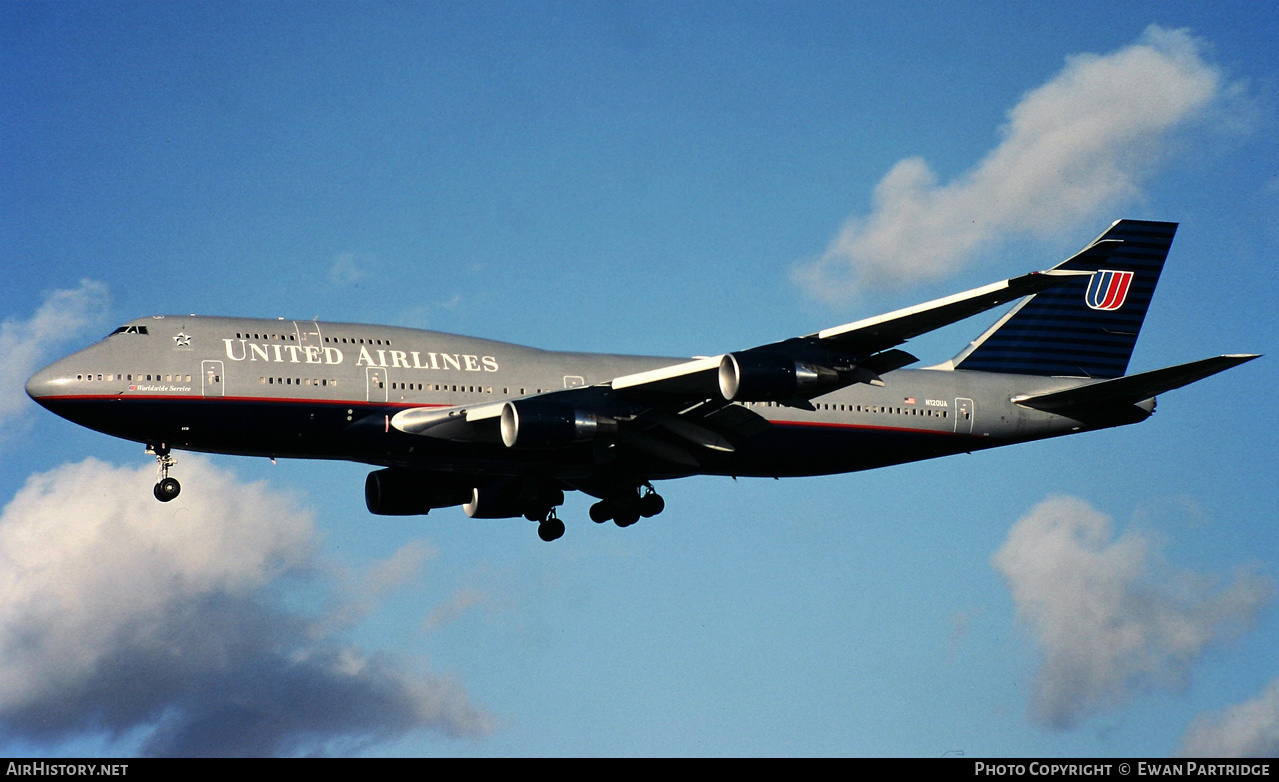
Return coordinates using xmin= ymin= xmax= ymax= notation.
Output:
xmin=366 ymin=367 xmax=388 ymax=403
xmin=954 ymin=397 xmax=974 ymax=434
xmin=202 ymin=360 xmax=225 ymax=397
xmin=294 ymin=321 xmax=323 ymax=350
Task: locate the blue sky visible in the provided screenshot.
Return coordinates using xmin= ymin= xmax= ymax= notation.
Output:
xmin=2 ymin=0 xmax=1277 ymax=757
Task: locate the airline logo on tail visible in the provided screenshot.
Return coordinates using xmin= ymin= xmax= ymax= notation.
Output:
xmin=1085 ymin=270 xmax=1135 ymax=311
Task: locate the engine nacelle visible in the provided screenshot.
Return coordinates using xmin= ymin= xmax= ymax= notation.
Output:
xmin=463 ymin=478 xmax=565 ymax=519
xmin=500 ymin=400 xmax=617 ymax=448
xmin=718 ymin=352 xmax=840 ymax=402
xmin=364 ymin=468 xmax=472 ymax=516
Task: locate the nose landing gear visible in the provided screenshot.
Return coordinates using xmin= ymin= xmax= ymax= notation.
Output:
xmin=148 ymin=444 xmax=181 ymax=502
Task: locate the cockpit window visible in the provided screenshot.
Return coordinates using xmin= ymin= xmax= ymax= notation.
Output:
xmin=108 ymin=325 xmax=149 ymax=337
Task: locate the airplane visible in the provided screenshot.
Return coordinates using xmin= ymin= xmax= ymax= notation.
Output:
xmin=25 ymin=219 xmax=1258 ymax=542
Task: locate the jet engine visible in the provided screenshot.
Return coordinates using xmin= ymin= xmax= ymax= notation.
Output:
xmin=500 ymin=400 xmax=618 ymax=448
xmin=364 ymin=468 xmax=473 ymax=516
xmin=717 ymin=352 xmax=840 ymax=402
xmin=463 ymin=478 xmax=565 ymax=520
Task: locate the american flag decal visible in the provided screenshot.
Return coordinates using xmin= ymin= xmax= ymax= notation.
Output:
xmin=1085 ymin=270 xmax=1135 ymax=311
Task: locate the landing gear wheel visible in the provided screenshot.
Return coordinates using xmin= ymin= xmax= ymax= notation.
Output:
xmin=149 ymin=444 xmax=180 ymax=503
xmin=639 ymin=490 xmax=665 ymax=518
xmin=538 ymin=516 xmax=565 ymax=542
xmin=154 ymin=476 xmax=181 ymax=502
xmin=613 ymin=510 xmax=640 ymax=528
xmin=589 ymin=501 xmax=612 ymax=523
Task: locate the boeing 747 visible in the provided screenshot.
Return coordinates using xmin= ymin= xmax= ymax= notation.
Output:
xmin=26 ymin=220 xmax=1258 ymax=541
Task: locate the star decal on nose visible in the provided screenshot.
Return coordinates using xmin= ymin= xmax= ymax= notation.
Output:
xmin=174 ymin=332 xmax=192 ymax=347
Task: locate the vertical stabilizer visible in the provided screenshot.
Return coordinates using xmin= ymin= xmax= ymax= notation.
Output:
xmin=952 ymin=220 xmax=1177 ymax=378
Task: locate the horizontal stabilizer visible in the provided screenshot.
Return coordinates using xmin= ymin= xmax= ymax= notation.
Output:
xmin=1013 ymin=354 xmax=1260 ymax=413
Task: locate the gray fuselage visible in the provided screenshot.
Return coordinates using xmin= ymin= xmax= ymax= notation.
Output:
xmin=26 ymin=315 xmax=1130 ymax=485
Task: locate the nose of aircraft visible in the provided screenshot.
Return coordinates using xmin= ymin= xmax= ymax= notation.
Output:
xmin=25 ymin=360 xmax=71 ymax=407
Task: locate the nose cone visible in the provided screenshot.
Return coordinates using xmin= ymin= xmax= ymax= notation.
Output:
xmin=26 ymin=359 xmax=73 ymax=408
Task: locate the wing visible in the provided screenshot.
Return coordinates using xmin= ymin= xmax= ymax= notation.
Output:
xmin=609 ymin=266 xmax=1093 ymax=406
xmin=389 ymin=260 xmax=1098 ymax=461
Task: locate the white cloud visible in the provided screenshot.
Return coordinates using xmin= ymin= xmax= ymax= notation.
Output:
xmin=365 ymin=539 xmax=437 ymax=595
xmin=947 ymin=606 xmax=982 ymax=662
xmin=0 ymin=280 xmax=109 ymax=438
xmin=1179 ymin=678 xmax=1279 ymax=758
xmin=423 ymin=586 xmax=494 ymax=633
xmin=991 ymin=496 xmax=1272 ymax=730
xmin=795 ymin=26 xmax=1227 ymax=302
xmin=320 ymin=539 xmax=441 ymax=634
xmin=396 ymin=294 xmax=465 ymax=330
xmin=0 ymin=457 xmax=494 ymax=756
xmin=328 ymin=253 xmax=377 ymax=286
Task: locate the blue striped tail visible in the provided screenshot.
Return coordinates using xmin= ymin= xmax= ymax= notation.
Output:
xmin=953 ymin=220 xmax=1177 ymax=378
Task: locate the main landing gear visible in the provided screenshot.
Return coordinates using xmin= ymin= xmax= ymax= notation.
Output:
xmin=527 ymin=483 xmax=666 ymax=542
xmin=534 ymin=510 xmax=566 ymax=542
xmin=588 ymin=484 xmax=665 ymax=529
xmin=148 ymin=444 xmax=181 ymax=502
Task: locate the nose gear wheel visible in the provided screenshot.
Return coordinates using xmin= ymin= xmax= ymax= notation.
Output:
xmin=148 ymin=444 xmax=181 ymax=502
